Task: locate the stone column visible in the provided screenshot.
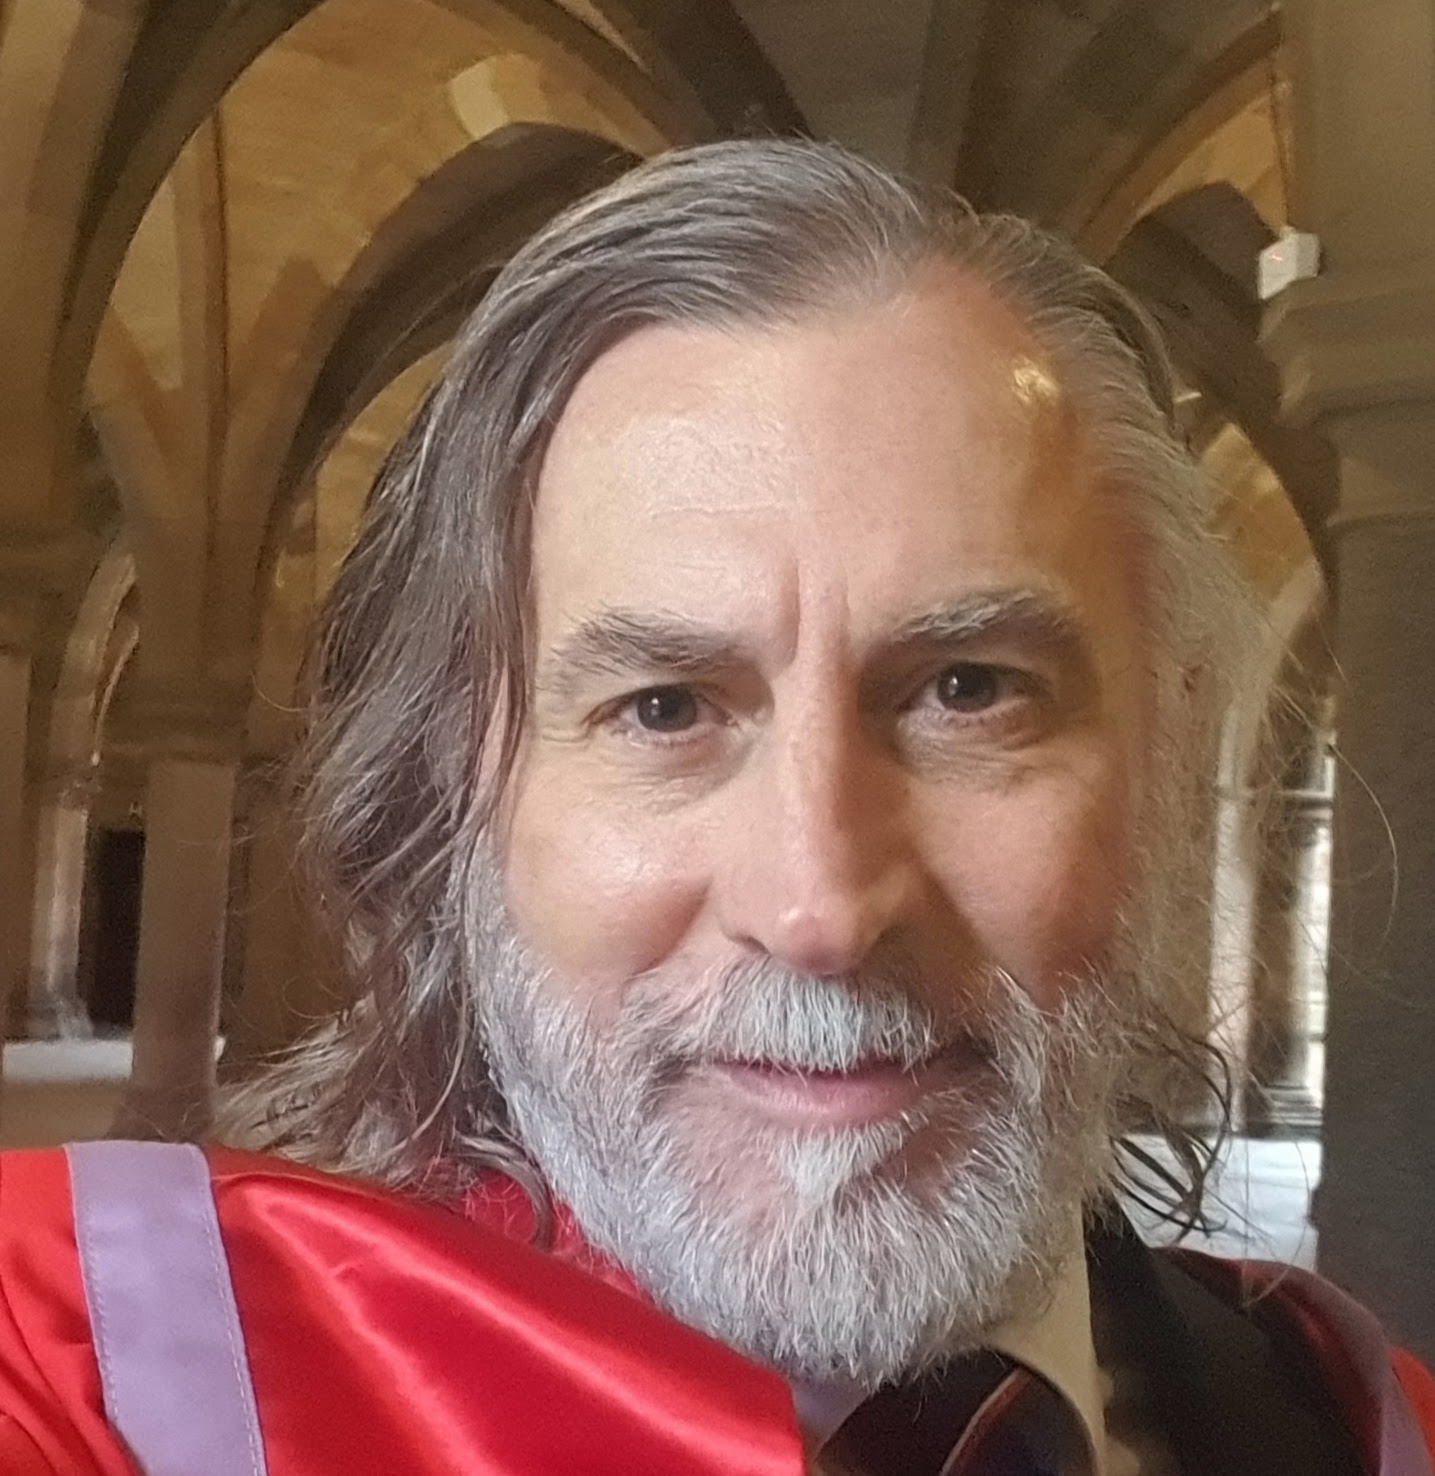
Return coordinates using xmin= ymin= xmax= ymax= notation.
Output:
xmin=0 ymin=640 xmax=32 ymax=1087
xmin=1207 ymin=780 xmax=1259 ymax=1119
xmin=111 ymin=741 xmax=237 ymax=1141
xmin=220 ymin=758 xmax=341 ymax=1074
xmin=1264 ymin=0 xmax=1435 ymax=1361
xmin=22 ymin=765 xmax=97 ymax=1037
xmin=1302 ymin=422 xmax=1435 ymax=1350
xmin=1242 ymin=783 xmax=1325 ymax=1138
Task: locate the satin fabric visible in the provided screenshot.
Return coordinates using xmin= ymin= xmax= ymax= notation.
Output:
xmin=0 ymin=1149 xmax=138 ymax=1475
xmin=0 ymin=1146 xmax=807 ymax=1475
xmin=1168 ymin=1248 xmax=1435 ymax=1476
xmin=4 ymin=1143 xmax=1433 ymax=1475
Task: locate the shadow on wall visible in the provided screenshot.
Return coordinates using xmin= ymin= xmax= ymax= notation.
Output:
xmin=78 ymin=827 xmax=142 ymax=1030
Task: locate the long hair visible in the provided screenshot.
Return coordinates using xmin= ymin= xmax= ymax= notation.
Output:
xmin=219 ymin=139 xmax=1262 ymax=1224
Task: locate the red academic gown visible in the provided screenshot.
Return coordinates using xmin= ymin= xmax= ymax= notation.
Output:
xmin=0 ymin=1142 xmax=1431 ymax=1475
xmin=0 ymin=1145 xmax=805 ymax=1474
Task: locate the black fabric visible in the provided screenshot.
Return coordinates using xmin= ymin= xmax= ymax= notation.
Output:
xmin=822 ymin=1208 xmax=1371 ymax=1475
xmin=1087 ymin=1205 xmax=1368 ymax=1476
xmin=823 ymin=1350 xmax=1012 ymax=1476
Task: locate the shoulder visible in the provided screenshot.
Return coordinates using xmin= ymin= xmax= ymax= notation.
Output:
xmin=0 ymin=1148 xmax=126 ymax=1473
xmin=1088 ymin=1211 xmax=1411 ymax=1474
xmin=0 ymin=1146 xmax=74 ymax=1218
xmin=0 ymin=1147 xmax=85 ymax=1310
xmin=1393 ymin=1348 xmax=1435 ymax=1455
xmin=1161 ymin=1247 xmax=1435 ymax=1475
xmin=0 ymin=1148 xmax=85 ymax=1325
xmin=0 ymin=1140 xmax=400 ymax=1474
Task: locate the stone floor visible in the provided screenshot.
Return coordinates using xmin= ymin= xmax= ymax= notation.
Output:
xmin=0 ymin=1043 xmax=1322 ymax=1266
xmin=0 ymin=1038 xmax=132 ymax=1148
xmin=1125 ymin=1134 xmax=1321 ymax=1268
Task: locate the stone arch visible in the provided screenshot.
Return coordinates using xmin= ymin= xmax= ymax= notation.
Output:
xmin=0 ymin=0 xmax=145 ymax=528
xmin=1240 ymin=588 xmax=1335 ymax=1137
xmin=1069 ymin=14 xmax=1285 ymax=259
xmin=48 ymin=0 xmax=774 ymax=487
xmin=22 ymin=537 xmax=137 ymax=1037
xmin=239 ymin=122 xmax=640 ymax=631
xmin=544 ymin=0 xmax=802 ymax=138
xmin=1209 ymin=557 xmax=1329 ymax=1126
xmin=1105 ymin=183 xmax=1337 ymax=559
xmin=85 ymin=310 xmax=196 ymax=680
xmin=92 ymin=602 xmax=140 ymax=769
xmin=1227 ymin=559 xmax=1328 ymax=797
xmin=229 ymin=343 xmax=452 ymax=1064
xmin=84 ymin=8 xmax=692 ymax=692
xmin=46 ymin=535 xmax=136 ymax=777
xmin=960 ymin=4 xmax=1280 ymax=237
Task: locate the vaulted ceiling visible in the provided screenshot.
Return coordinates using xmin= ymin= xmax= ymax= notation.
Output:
xmin=0 ymin=0 xmax=1320 ymax=788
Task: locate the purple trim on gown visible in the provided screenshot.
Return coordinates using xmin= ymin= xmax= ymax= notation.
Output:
xmin=65 ymin=1139 xmax=268 ymax=1476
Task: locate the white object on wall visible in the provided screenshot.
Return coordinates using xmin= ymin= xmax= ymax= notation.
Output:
xmin=1258 ymin=229 xmax=1322 ymax=301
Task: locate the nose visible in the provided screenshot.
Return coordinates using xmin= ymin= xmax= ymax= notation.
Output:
xmin=715 ymin=704 xmax=925 ymax=976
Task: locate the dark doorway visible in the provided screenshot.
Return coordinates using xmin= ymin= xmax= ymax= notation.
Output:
xmin=80 ymin=827 xmax=144 ymax=1030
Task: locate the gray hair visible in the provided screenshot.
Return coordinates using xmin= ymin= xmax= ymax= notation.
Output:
xmin=220 ymin=139 xmax=1261 ymax=1225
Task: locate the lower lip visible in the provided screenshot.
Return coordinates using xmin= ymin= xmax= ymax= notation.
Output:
xmin=702 ymin=1052 xmax=969 ymax=1129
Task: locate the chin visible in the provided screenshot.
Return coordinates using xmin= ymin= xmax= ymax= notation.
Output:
xmin=531 ymin=1084 xmax=1068 ymax=1384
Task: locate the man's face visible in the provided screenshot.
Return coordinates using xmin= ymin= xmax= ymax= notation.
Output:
xmin=486 ymin=266 xmax=1155 ymax=1379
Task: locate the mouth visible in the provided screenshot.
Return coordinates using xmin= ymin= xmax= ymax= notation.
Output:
xmin=698 ymin=1043 xmax=985 ymax=1130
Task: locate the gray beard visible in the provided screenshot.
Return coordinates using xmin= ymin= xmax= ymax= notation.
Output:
xmin=474 ymin=902 xmax=1133 ymax=1386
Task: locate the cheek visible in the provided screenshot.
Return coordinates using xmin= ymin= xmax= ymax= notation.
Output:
xmin=502 ymin=759 xmax=707 ymax=998
xmin=925 ymin=762 xmax=1132 ymax=1008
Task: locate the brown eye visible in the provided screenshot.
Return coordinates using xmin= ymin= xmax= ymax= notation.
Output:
xmin=935 ymin=664 xmax=1003 ymax=712
xmin=633 ymin=686 xmax=699 ymax=732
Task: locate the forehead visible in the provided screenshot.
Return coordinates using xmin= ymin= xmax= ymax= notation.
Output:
xmin=531 ymin=266 xmax=1137 ymax=652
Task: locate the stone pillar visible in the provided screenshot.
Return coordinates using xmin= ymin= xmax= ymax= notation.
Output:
xmin=22 ymin=765 xmax=97 ymax=1038
xmin=0 ymin=640 xmax=32 ymax=1086
xmin=1264 ymin=0 xmax=1435 ymax=1360
xmin=1207 ymin=779 xmax=1258 ymax=1118
xmin=1242 ymin=783 xmax=1325 ymax=1138
xmin=1305 ymin=423 xmax=1435 ymax=1346
xmin=111 ymin=749 xmax=236 ymax=1141
xmin=220 ymin=759 xmax=341 ymax=1074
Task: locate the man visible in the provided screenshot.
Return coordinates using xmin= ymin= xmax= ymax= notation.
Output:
xmin=1 ymin=140 xmax=1431 ymax=1475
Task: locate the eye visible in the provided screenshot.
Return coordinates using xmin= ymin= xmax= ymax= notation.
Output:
xmin=629 ymin=685 xmax=701 ymax=733
xmin=904 ymin=662 xmax=1048 ymax=743
xmin=933 ymin=663 xmax=1008 ymax=713
xmin=598 ymin=683 xmax=730 ymax=753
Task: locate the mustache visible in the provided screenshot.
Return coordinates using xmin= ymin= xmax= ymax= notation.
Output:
xmin=608 ymin=952 xmax=1011 ymax=1076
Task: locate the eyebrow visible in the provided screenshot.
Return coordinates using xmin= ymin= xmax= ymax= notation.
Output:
xmin=536 ymin=588 xmax=1091 ymax=703
xmin=538 ymin=609 xmax=753 ymax=704
xmin=888 ymin=589 xmax=1087 ymax=654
